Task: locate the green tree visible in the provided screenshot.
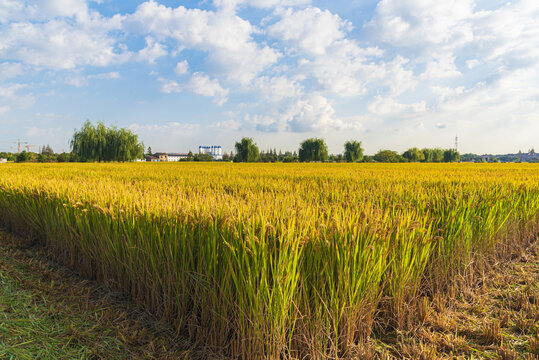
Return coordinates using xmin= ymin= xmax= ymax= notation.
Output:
xmin=343 ymin=140 xmax=364 ymax=162
xmin=234 ymin=137 xmax=260 ymax=162
xmin=402 ymin=147 xmax=425 ymax=162
xmin=298 ymin=138 xmax=328 ymax=162
xmin=16 ymin=151 xmax=36 ymax=163
xmin=147 ymin=146 xmax=152 ymax=156
xmin=373 ymin=150 xmax=404 ymax=163
xmin=194 ymin=153 xmax=214 ymax=161
xmin=422 ymin=148 xmax=444 ymax=162
xmin=70 ymin=121 xmax=144 ymax=162
xmin=443 ymin=149 xmax=461 ymax=163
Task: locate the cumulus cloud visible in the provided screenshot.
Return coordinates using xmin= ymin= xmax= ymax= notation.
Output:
xmin=268 ymin=7 xmax=351 ymax=56
xmin=0 ymin=18 xmax=128 ymax=70
xmin=186 ymin=73 xmax=229 ymax=106
xmin=158 ymin=73 xmax=229 ymax=105
xmin=0 ymin=62 xmax=25 ymax=80
xmin=125 ymin=1 xmax=280 ymax=85
xmin=420 ymin=56 xmax=461 ymax=80
xmin=137 ymin=37 xmax=167 ymax=63
xmin=214 ymin=0 xmax=310 ymax=11
xmin=0 ymin=84 xmax=34 ymax=107
xmin=159 ymin=78 xmax=181 ymax=94
xmin=252 ymin=76 xmax=303 ymax=101
xmin=368 ymin=96 xmax=427 ymax=116
xmin=366 ymin=0 xmax=474 ymax=53
xmin=129 ymin=122 xmax=200 ymax=135
xmin=91 ymin=71 xmax=120 ymax=80
xmin=175 ymin=60 xmax=189 ymax=75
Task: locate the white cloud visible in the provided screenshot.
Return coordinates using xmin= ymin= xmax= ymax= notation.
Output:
xmin=420 ymin=56 xmax=461 ymax=80
xmin=158 ymin=73 xmax=229 ymax=105
xmin=366 ymin=0 xmax=474 ymax=53
xmin=211 ymin=119 xmax=243 ymax=131
xmin=0 ymin=62 xmax=25 ymax=80
xmin=137 ymin=37 xmax=167 ymax=63
xmin=0 ymin=18 xmax=128 ymax=70
xmin=33 ymin=0 xmax=89 ymax=19
xmin=159 ymin=78 xmax=181 ymax=94
xmin=91 ymin=71 xmax=120 ymax=80
xmin=368 ymin=96 xmax=427 ymax=116
xmin=245 ymin=93 xmax=351 ymax=133
xmin=175 ymin=60 xmax=189 ymax=75
xmin=268 ymin=7 xmax=351 ymax=56
xmin=213 ymin=0 xmax=310 ymax=12
xmin=126 ymin=1 xmax=280 ymax=85
xmin=129 ymin=122 xmax=200 ymax=136
xmin=0 ymin=105 xmax=9 ymax=115
xmin=186 ymin=73 xmax=229 ymax=106
xmin=252 ymin=75 xmax=303 ymax=101
xmin=25 ymin=125 xmax=63 ymax=138
xmin=0 ymin=84 xmax=34 ymax=107
xmin=466 ymin=59 xmax=481 ymax=69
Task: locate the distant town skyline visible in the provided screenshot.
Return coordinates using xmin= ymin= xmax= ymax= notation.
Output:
xmin=1 ymin=0 xmax=538 ymax=155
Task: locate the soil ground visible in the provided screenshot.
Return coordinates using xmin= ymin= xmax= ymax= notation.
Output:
xmin=0 ymin=228 xmax=537 ymax=359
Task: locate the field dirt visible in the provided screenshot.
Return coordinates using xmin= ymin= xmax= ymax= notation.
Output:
xmin=0 ymin=227 xmax=537 ymax=359
xmin=371 ymin=236 xmax=539 ymax=360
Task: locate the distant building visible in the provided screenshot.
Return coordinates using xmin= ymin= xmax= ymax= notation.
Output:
xmin=0 ymin=158 xmax=7 ymax=163
xmin=199 ymin=145 xmax=223 ymax=161
xmin=480 ymin=154 xmax=495 ymax=162
xmin=154 ymin=152 xmax=168 ymax=162
xmin=145 ymin=155 xmax=159 ymax=162
xmin=168 ymin=153 xmax=190 ymax=162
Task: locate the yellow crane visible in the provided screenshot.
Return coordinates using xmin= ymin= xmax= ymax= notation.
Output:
xmin=10 ymin=139 xmax=28 ymax=153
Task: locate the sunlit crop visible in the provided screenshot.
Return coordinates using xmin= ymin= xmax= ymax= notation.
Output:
xmin=0 ymin=163 xmax=537 ymax=358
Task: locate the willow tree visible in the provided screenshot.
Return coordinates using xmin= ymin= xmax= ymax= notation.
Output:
xmin=298 ymin=138 xmax=328 ymax=162
xmin=71 ymin=121 xmax=144 ymax=162
xmin=234 ymin=137 xmax=260 ymax=162
xmin=343 ymin=140 xmax=364 ymax=162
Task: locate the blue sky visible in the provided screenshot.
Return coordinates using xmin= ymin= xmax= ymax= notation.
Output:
xmin=0 ymin=0 xmax=538 ymax=155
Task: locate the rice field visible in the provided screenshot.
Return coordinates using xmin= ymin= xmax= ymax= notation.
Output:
xmin=0 ymin=163 xmax=537 ymax=359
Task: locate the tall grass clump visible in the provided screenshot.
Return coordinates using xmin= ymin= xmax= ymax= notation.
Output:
xmin=0 ymin=162 xmax=537 ymax=359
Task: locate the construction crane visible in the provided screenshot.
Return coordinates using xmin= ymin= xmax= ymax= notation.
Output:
xmin=9 ymin=139 xmax=28 ymax=153
xmin=24 ymin=144 xmax=36 ymax=152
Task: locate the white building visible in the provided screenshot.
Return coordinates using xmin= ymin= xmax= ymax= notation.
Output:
xmin=0 ymin=158 xmax=7 ymax=163
xmin=168 ymin=153 xmax=190 ymax=162
xmin=199 ymin=146 xmax=223 ymax=160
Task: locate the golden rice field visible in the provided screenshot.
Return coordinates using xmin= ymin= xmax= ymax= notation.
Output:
xmin=0 ymin=163 xmax=538 ymax=359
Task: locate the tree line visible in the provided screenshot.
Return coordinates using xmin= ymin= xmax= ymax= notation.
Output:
xmin=233 ymin=137 xmax=460 ymax=163
xmin=2 ymin=121 xmax=461 ymax=163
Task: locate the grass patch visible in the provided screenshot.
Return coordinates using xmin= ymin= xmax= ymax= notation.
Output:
xmin=0 ymin=230 xmax=192 ymax=359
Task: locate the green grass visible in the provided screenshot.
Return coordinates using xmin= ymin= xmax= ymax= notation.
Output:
xmin=0 ymin=230 xmax=190 ymax=360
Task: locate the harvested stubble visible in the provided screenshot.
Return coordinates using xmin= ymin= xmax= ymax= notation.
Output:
xmin=0 ymin=163 xmax=537 ymax=359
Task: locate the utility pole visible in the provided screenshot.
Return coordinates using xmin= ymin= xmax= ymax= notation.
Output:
xmin=455 ymin=135 xmax=458 ymax=152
